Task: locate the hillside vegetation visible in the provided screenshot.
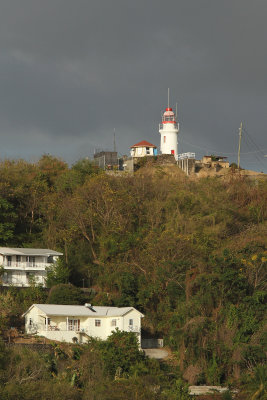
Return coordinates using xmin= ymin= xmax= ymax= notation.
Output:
xmin=0 ymin=156 xmax=266 ymax=399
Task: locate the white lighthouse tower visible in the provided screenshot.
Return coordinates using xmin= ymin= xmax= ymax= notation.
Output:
xmin=159 ymin=90 xmax=179 ymax=158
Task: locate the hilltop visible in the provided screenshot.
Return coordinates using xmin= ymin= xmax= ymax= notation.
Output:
xmin=0 ymin=155 xmax=266 ymax=399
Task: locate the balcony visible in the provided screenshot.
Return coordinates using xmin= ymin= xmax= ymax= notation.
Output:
xmin=3 ymin=262 xmax=48 ymax=271
xmin=34 ymin=324 xmax=90 ymax=333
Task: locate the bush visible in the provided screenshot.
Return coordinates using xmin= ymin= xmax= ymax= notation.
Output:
xmin=97 ymin=329 xmax=145 ymax=377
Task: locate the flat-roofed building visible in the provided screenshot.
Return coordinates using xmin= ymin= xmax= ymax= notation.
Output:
xmin=0 ymin=247 xmax=63 ymax=287
xmin=201 ymin=155 xmax=230 ymax=168
xmin=93 ymin=151 xmax=118 ymax=170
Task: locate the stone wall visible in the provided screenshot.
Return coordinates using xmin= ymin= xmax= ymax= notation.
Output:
xmin=141 ymin=338 xmax=164 ymax=349
xmin=5 ymin=343 xmax=54 ymax=353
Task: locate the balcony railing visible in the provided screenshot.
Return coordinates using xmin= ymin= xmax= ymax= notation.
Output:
xmin=3 ymin=262 xmax=48 ymax=270
xmin=32 ymin=324 xmax=91 ymax=333
xmin=28 ymin=323 xmax=140 ymax=335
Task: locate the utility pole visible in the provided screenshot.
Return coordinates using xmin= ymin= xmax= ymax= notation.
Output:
xmin=238 ymin=122 xmax=242 ymax=169
xmin=113 ymin=128 xmax=116 ymax=152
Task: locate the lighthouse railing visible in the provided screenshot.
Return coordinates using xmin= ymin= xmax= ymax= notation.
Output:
xmin=159 ymin=123 xmax=178 ymax=130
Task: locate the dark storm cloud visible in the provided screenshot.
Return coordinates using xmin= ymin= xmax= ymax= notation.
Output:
xmin=0 ymin=0 xmax=266 ymax=170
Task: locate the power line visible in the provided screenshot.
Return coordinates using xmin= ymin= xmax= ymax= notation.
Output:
xmin=240 ymin=126 xmax=267 ymax=170
xmin=243 ymin=127 xmax=266 ymax=158
xmin=242 ymin=134 xmax=263 ymax=167
xmin=179 ymin=137 xmax=267 ymax=156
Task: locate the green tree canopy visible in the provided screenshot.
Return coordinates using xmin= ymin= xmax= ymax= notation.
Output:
xmin=47 ymin=284 xmax=86 ymax=305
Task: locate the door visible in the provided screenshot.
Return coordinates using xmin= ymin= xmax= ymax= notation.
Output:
xmin=68 ymin=319 xmax=80 ymax=331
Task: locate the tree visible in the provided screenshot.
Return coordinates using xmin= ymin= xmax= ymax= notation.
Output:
xmin=243 ymin=365 xmax=267 ymax=400
xmin=98 ymin=330 xmax=145 ymax=377
xmin=0 ymin=197 xmax=17 ymax=244
xmin=47 ymin=284 xmax=86 ymax=305
xmin=45 ymin=259 xmax=70 ymax=288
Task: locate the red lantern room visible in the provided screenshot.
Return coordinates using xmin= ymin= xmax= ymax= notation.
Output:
xmin=162 ymin=107 xmax=176 ymax=123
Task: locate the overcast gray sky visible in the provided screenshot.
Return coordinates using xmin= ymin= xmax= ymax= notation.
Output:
xmin=0 ymin=0 xmax=266 ymax=171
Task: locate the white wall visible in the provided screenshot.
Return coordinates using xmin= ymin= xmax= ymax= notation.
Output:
xmin=131 ymin=147 xmax=154 ymax=158
xmin=159 ymin=124 xmax=179 ymax=157
xmin=1 ymin=255 xmax=60 ymax=287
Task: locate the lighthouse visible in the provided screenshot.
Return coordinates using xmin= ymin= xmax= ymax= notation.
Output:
xmin=159 ymin=92 xmax=179 ymax=158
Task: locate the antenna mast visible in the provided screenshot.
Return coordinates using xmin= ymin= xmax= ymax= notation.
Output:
xmin=176 ymin=102 xmax=178 ymax=119
xmin=168 ymin=88 xmax=170 ymax=108
xmin=238 ymin=122 xmax=242 ymax=169
xmin=113 ymin=128 xmax=116 ymax=152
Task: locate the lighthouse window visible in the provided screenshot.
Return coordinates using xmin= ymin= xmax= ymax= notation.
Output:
xmin=164 ymin=136 xmax=166 ymax=143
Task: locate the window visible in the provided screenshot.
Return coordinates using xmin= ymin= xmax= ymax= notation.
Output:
xmin=7 ymin=256 xmax=12 ymax=266
xmin=95 ymin=319 xmax=101 ymax=327
xmin=47 ymin=256 xmax=54 ymax=263
xmin=111 ymin=319 xmax=116 ymax=327
xmin=26 ymin=272 xmax=35 ymax=283
xmin=6 ymin=272 xmax=12 ymax=283
xmin=129 ymin=319 xmax=133 ymax=326
xmin=163 ymin=136 xmax=166 ymax=143
xmin=29 ymin=318 xmax=33 ymax=326
xmin=16 ymin=255 xmax=21 ymax=263
xmin=46 ymin=318 xmax=51 ymax=326
xmin=26 ymin=256 xmax=35 ymax=266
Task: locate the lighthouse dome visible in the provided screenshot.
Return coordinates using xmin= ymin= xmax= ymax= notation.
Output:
xmin=163 ymin=107 xmax=174 ymax=117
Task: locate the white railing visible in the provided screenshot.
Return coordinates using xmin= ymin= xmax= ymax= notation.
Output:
xmin=159 ymin=123 xmax=178 ymax=130
xmin=3 ymin=262 xmax=48 ymax=270
xmin=34 ymin=324 xmax=90 ymax=333
xmin=177 ymin=152 xmax=196 ymax=160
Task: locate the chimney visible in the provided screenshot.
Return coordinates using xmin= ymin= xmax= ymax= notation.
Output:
xmin=84 ymin=303 xmax=96 ymax=312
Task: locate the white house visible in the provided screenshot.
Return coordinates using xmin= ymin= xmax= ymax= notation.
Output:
xmin=0 ymin=248 xmax=63 ymax=287
xmin=130 ymin=140 xmax=157 ymax=158
xmin=23 ymin=303 xmax=144 ymax=344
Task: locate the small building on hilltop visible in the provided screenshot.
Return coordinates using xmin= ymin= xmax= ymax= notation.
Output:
xmin=93 ymin=151 xmax=118 ymax=170
xmin=201 ymin=155 xmax=229 ymax=168
xmin=130 ymin=140 xmax=157 ymax=158
xmin=23 ymin=303 xmax=144 ymax=344
xmin=0 ymin=247 xmax=63 ymax=287
xmin=123 ymin=140 xmax=157 ymax=172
